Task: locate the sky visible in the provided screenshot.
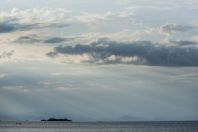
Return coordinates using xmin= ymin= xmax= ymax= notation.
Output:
xmin=0 ymin=0 xmax=198 ymax=121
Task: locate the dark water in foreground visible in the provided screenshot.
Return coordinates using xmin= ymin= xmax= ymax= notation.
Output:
xmin=0 ymin=121 xmax=198 ymax=132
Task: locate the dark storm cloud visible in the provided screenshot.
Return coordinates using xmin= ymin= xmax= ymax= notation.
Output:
xmin=161 ymin=24 xmax=197 ymax=34
xmin=47 ymin=39 xmax=198 ymax=66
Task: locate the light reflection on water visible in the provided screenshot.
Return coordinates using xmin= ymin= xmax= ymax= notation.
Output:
xmin=0 ymin=121 xmax=198 ymax=132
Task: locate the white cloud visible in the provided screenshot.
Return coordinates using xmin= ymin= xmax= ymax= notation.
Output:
xmin=0 ymin=8 xmax=71 ymax=23
xmin=74 ymin=9 xmax=135 ymax=25
xmin=75 ymin=12 xmax=112 ymax=25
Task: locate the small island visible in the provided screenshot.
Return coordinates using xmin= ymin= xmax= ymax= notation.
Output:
xmin=41 ymin=118 xmax=72 ymax=122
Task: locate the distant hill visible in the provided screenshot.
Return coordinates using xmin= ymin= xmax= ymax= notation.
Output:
xmin=41 ymin=118 xmax=72 ymax=122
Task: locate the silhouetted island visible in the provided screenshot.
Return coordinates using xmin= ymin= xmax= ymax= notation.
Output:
xmin=41 ymin=118 xmax=72 ymax=122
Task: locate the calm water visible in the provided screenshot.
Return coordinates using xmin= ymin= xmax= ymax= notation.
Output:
xmin=0 ymin=121 xmax=198 ymax=132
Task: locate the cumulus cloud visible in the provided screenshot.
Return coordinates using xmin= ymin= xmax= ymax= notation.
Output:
xmin=0 ymin=8 xmax=70 ymax=33
xmin=47 ymin=39 xmax=198 ymax=66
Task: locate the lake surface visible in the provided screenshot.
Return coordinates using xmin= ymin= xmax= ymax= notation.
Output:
xmin=0 ymin=121 xmax=198 ymax=132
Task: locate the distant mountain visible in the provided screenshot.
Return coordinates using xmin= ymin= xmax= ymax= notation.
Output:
xmin=41 ymin=118 xmax=72 ymax=122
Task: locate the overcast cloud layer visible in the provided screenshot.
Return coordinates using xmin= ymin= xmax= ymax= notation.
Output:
xmin=0 ymin=0 xmax=198 ymax=121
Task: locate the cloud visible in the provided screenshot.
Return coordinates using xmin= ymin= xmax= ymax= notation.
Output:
xmin=47 ymin=39 xmax=198 ymax=66
xmin=0 ymin=50 xmax=15 ymax=64
xmin=14 ymin=34 xmax=42 ymax=43
xmin=44 ymin=37 xmax=67 ymax=43
xmin=168 ymin=40 xmax=198 ymax=46
xmin=0 ymin=8 xmax=70 ymax=33
xmin=146 ymin=24 xmax=198 ymax=38
xmin=13 ymin=31 xmax=141 ymax=44
xmin=0 ymin=21 xmax=18 ymax=33
xmin=0 ymin=20 xmax=68 ymax=33
xmin=0 ymin=8 xmax=136 ymax=34
xmin=75 ymin=12 xmax=112 ymax=25
xmin=14 ymin=35 xmax=68 ymax=44
xmin=161 ymin=24 xmax=197 ymax=34
xmin=0 ymin=50 xmax=14 ymax=59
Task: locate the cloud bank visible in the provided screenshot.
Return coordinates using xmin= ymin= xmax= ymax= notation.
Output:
xmin=0 ymin=8 xmax=134 ymax=34
xmin=47 ymin=39 xmax=198 ymax=66
xmin=14 ymin=35 xmax=67 ymax=44
xmin=0 ymin=8 xmax=69 ymax=33
xmin=161 ymin=24 xmax=197 ymax=34
xmin=0 ymin=50 xmax=14 ymax=59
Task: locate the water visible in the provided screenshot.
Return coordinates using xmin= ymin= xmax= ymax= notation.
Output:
xmin=0 ymin=121 xmax=198 ymax=132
